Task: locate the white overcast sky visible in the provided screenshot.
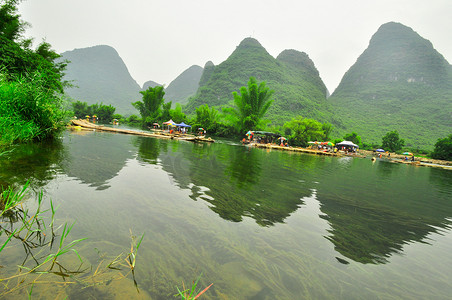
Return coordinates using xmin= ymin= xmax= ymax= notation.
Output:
xmin=18 ymin=0 xmax=452 ymax=93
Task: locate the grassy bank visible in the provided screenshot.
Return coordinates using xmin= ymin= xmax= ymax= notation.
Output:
xmin=0 ymin=73 xmax=66 ymax=147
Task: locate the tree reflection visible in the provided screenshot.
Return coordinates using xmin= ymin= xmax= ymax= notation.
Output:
xmin=224 ymin=146 xmax=261 ymax=188
xmin=316 ymin=160 xmax=452 ymax=264
xmin=0 ymin=138 xmax=66 ymax=191
xmin=159 ymin=143 xmax=312 ymax=226
xmin=134 ymin=136 xmax=161 ymax=165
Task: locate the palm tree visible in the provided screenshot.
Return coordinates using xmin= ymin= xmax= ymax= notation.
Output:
xmin=232 ymin=77 xmax=274 ymax=132
xmin=132 ymin=86 xmax=165 ymax=126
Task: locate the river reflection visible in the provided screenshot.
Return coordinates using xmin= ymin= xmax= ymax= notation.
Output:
xmin=0 ymin=138 xmax=66 ymax=190
xmin=60 ymin=132 xmax=135 ymax=190
xmin=1 ymin=131 xmax=452 ymax=299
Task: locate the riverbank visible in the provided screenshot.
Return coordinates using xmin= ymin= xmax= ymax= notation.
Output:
xmin=358 ymin=149 xmax=452 ymax=169
xmin=69 ymin=120 xmax=450 ymax=169
xmin=250 ymin=143 xmax=451 ymax=170
xmin=69 ymin=119 xmax=214 ymax=143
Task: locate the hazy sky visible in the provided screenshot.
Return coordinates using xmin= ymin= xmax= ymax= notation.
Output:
xmin=18 ymin=0 xmax=451 ymax=93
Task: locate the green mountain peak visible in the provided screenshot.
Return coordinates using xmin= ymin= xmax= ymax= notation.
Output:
xmin=329 ymin=22 xmax=452 ymax=150
xmin=185 ymin=38 xmax=329 ymax=124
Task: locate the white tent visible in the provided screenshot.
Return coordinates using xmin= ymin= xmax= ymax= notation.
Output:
xmin=336 ymin=141 xmax=359 ymax=148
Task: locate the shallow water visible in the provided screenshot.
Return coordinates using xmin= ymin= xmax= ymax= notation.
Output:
xmin=1 ymin=130 xmax=452 ymax=299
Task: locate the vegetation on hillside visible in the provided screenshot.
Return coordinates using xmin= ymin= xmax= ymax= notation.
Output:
xmin=329 ymin=22 xmax=452 ymax=150
xmin=381 ymin=130 xmax=405 ymax=152
xmin=60 ymin=45 xmax=141 ymax=115
xmin=185 ymin=38 xmax=330 ymax=125
xmin=164 ymin=65 xmax=203 ymax=105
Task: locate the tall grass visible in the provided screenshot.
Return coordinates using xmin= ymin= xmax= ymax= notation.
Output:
xmin=0 ymin=72 xmax=66 ymax=147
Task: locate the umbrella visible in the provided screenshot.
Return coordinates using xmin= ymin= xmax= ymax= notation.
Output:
xmin=376 ymin=149 xmax=385 ymax=152
xmin=246 ymin=131 xmax=254 ymax=136
xmin=308 ymin=141 xmax=315 ymax=144
xmin=278 ymin=137 xmax=287 ymax=140
xmin=198 ymin=128 xmax=205 ymax=131
xmin=321 ymin=141 xmax=335 ymax=146
xmin=403 ymin=152 xmax=413 ymax=156
xmin=163 ymin=119 xmax=176 ymax=125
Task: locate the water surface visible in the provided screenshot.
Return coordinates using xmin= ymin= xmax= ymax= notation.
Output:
xmin=1 ymin=130 xmax=451 ymax=299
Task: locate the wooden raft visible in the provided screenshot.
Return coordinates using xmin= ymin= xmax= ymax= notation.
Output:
xmin=70 ymin=119 xmax=214 ymax=143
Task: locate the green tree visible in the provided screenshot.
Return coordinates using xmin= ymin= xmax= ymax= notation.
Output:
xmin=72 ymin=100 xmax=89 ymax=118
xmin=343 ymin=132 xmax=362 ymax=147
xmin=431 ymin=134 xmax=452 ymax=161
xmin=170 ymin=103 xmax=187 ymax=123
xmin=0 ymin=1 xmax=67 ymax=93
xmin=160 ymin=101 xmax=172 ymax=122
xmin=96 ymin=104 xmax=116 ymax=122
xmin=284 ymin=116 xmax=324 ymax=147
xmin=381 ymin=130 xmax=405 ymax=152
xmin=231 ymin=77 xmax=274 ymax=132
xmin=322 ymin=122 xmax=334 ymax=141
xmin=195 ymin=104 xmax=219 ymax=132
xmin=132 ymin=86 xmax=165 ymax=126
xmin=0 ymin=0 xmax=67 ymax=145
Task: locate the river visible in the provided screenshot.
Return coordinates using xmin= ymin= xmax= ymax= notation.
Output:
xmin=1 ymin=130 xmax=451 ymax=299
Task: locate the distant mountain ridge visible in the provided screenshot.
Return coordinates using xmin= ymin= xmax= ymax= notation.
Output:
xmin=142 ymin=80 xmax=161 ymax=90
xmin=60 ymin=45 xmax=141 ymax=115
xmin=60 ymin=22 xmax=451 ymax=149
xmin=329 ymin=22 xmax=452 ymax=149
xmin=164 ymin=65 xmax=203 ymax=105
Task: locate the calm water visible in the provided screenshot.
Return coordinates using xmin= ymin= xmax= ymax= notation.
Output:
xmin=1 ymin=130 xmax=452 ymax=299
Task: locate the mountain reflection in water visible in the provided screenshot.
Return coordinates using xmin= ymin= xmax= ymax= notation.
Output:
xmin=2 ymin=131 xmax=451 ymax=271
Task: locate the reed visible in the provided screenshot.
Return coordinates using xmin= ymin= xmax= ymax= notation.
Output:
xmin=175 ymin=273 xmax=213 ymax=299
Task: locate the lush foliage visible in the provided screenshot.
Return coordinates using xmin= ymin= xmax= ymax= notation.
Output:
xmin=0 ymin=73 xmax=66 ymax=146
xmin=229 ymin=76 xmax=274 ymax=132
xmin=170 ymin=103 xmax=187 ymax=123
xmin=0 ymin=0 xmax=67 ymax=146
xmin=431 ymin=134 xmax=452 ymax=161
xmin=381 ymin=130 xmax=405 ymax=152
xmin=132 ymin=85 xmax=165 ymax=126
xmin=284 ymin=116 xmax=329 ymax=147
xmin=71 ymin=100 xmax=116 ymax=122
xmin=192 ymin=104 xmax=219 ymax=132
xmin=343 ymin=132 xmax=362 ymax=148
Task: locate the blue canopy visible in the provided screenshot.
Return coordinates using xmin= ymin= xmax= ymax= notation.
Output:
xmin=376 ymin=149 xmax=385 ymax=152
xmin=176 ymin=122 xmax=191 ymax=128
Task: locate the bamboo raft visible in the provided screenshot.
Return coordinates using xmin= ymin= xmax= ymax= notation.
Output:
xmin=70 ymin=119 xmax=215 ymax=143
xmin=251 ymin=143 xmax=341 ymax=156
